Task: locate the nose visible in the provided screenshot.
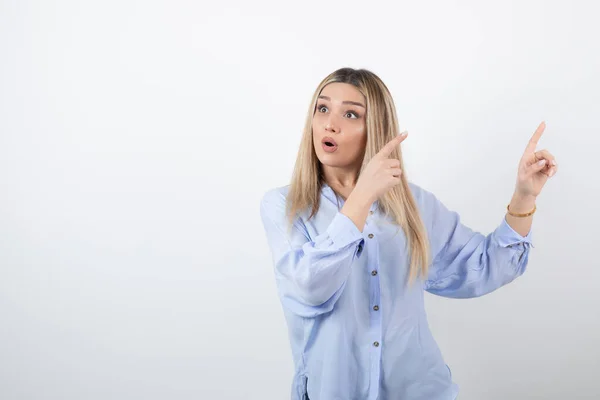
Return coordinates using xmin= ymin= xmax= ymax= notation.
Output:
xmin=325 ymin=115 xmax=339 ymax=133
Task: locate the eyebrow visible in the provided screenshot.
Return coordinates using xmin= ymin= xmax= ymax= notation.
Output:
xmin=318 ymin=95 xmax=365 ymax=109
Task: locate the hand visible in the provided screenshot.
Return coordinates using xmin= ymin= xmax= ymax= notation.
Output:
xmin=355 ymin=131 xmax=408 ymax=202
xmin=514 ymin=121 xmax=558 ymax=199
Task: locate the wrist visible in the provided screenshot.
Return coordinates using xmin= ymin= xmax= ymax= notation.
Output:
xmin=509 ymin=192 xmax=536 ymax=213
xmin=348 ymin=186 xmax=375 ymax=208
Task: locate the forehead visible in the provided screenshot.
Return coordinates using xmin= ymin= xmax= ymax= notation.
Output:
xmin=319 ymin=82 xmax=365 ymax=104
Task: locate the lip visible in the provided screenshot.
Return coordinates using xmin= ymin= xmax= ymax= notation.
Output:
xmin=322 ymin=137 xmax=337 ymax=146
xmin=321 ymin=137 xmax=338 ymax=153
xmin=321 ymin=142 xmax=338 ymax=153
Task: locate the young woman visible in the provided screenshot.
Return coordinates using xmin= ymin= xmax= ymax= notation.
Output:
xmin=259 ymin=68 xmax=557 ymax=400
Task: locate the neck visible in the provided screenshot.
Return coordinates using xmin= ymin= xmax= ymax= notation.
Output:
xmin=322 ymin=165 xmax=359 ymax=189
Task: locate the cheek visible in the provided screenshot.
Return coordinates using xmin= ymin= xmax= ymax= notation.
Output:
xmin=351 ymin=122 xmax=366 ymax=134
xmin=353 ymin=129 xmax=368 ymax=154
xmin=352 ymin=126 xmax=367 ymax=143
xmin=311 ymin=119 xmax=319 ymax=134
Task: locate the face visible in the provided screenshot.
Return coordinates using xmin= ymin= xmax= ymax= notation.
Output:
xmin=312 ymin=82 xmax=367 ymax=170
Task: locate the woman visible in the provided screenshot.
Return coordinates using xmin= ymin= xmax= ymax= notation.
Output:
xmin=259 ymin=68 xmax=557 ymax=400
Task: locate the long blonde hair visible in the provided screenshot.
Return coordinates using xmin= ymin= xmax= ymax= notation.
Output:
xmin=286 ymin=68 xmax=430 ymax=286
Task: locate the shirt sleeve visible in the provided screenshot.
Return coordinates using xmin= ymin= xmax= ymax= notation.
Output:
xmin=422 ymin=190 xmax=534 ymax=298
xmin=259 ymin=189 xmax=365 ymax=317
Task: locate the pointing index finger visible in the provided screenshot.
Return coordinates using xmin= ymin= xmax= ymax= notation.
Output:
xmin=378 ymin=131 xmax=408 ymax=158
xmin=525 ymin=121 xmax=546 ymax=154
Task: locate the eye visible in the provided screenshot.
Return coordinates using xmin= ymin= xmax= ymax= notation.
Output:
xmin=316 ymin=104 xmax=360 ymax=119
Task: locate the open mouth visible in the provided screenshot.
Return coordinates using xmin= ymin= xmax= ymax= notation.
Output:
xmin=322 ymin=137 xmax=337 ymax=147
xmin=321 ymin=137 xmax=338 ymax=153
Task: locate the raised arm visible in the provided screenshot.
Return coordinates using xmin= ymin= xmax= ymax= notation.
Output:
xmin=423 ymin=189 xmax=533 ymax=298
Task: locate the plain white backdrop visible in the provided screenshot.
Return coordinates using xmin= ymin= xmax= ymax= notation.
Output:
xmin=1 ymin=0 xmax=599 ymax=399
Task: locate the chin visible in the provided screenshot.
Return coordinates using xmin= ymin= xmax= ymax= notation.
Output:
xmin=317 ymin=154 xmax=347 ymax=167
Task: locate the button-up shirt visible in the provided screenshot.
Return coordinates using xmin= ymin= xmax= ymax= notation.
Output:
xmin=259 ymin=182 xmax=533 ymax=400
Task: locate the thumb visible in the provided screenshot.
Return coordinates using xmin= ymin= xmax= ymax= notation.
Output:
xmin=528 ymin=158 xmax=547 ymax=174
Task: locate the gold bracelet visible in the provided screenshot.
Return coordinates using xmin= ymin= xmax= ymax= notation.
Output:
xmin=507 ymin=203 xmax=536 ymax=217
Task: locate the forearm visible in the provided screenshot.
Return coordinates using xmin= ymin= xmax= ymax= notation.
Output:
xmin=505 ymin=192 xmax=536 ymax=237
xmin=340 ymin=188 xmax=374 ymax=232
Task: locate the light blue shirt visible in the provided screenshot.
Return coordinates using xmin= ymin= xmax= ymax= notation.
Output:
xmin=259 ymin=182 xmax=533 ymax=400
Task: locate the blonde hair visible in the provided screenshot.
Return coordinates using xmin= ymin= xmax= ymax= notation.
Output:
xmin=285 ymin=67 xmax=430 ymax=286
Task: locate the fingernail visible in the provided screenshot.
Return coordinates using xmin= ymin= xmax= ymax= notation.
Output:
xmin=400 ymin=131 xmax=407 ymax=137
xmin=549 ymin=170 xmax=555 ymax=177
xmin=538 ymin=159 xmax=546 ymax=166
xmin=551 ymin=160 xmax=557 ymax=166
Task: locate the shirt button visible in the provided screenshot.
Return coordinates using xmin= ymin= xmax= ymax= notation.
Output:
xmin=373 ymin=305 xmax=379 ymax=311
xmin=368 ymin=233 xmax=374 ymax=239
xmin=369 ymin=211 xmax=374 ymax=215
xmin=371 ymin=270 xmax=378 ymax=276
xmin=373 ymin=341 xmax=380 ymax=347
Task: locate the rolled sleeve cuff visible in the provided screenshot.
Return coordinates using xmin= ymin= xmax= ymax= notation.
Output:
xmin=494 ymin=216 xmax=534 ymax=248
xmin=326 ymin=211 xmax=364 ymax=248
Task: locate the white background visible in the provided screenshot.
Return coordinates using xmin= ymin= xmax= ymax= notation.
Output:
xmin=1 ymin=0 xmax=599 ymax=399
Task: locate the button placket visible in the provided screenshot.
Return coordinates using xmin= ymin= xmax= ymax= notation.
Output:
xmin=366 ymin=228 xmax=382 ymax=359
xmin=366 ymin=232 xmax=377 ymax=277
xmin=364 ymin=221 xmax=382 ymax=397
